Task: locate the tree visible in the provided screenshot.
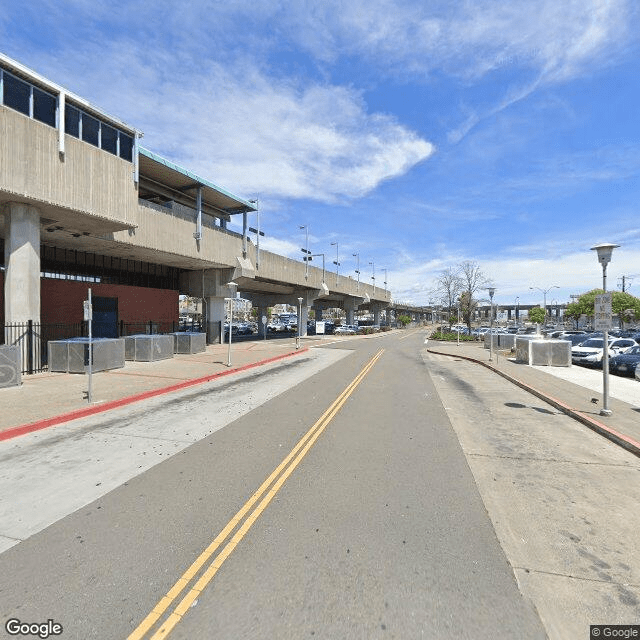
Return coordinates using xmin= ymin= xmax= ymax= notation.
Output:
xmin=459 ymin=261 xmax=491 ymax=331
xmin=397 ymin=314 xmax=412 ymax=327
xmin=529 ymin=306 xmax=545 ymax=325
xmin=565 ymin=289 xmax=640 ymax=328
xmin=434 ymin=267 xmax=463 ymax=328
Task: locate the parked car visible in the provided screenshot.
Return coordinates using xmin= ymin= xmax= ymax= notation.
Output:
xmin=571 ymin=338 xmax=637 ymax=367
xmin=561 ymin=333 xmax=595 ymax=347
xmin=335 ymin=325 xmax=356 ymax=335
xmin=609 ymin=345 xmax=640 ymax=377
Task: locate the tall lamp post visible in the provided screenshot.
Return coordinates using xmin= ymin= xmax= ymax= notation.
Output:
xmin=488 ymin=287 xmax=496 ymax=362
xmin=331 ymin=242 xmax=340 ymax=287
xmin=226 ymin=281 xmax=238 ymax=367
xmin=369 ymin=261 xmax=375 ymax=295
xmin=300 ymin=225 xmax=310 ymax=279
xmin=529 ymin=285 xmax=559 ymax=326
xmin=353 ymin=253 xmax=360 ymax=291
xmin=515 ymin=296 xmax=520 ymax=325
xmin=297 ymin=296 xmax=303 ymax=349
xmin=591 ymin=242 xmax=619 ymax=416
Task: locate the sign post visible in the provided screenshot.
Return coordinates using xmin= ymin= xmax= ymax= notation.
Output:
xmin=83 ymin=289 xmax=93 ymax=403
xmin=595 ymin=292 xmax=613 ymax=414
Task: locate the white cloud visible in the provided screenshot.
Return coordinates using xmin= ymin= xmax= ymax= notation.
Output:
xmin=19 ymin=39 xmax=433 ymax=204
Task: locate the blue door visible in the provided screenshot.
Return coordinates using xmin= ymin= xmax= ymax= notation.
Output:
xmin=92 ymin=296 xmax=118 ymax=338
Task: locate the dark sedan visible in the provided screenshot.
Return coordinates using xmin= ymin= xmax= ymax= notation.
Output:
xmin=609 ymin=345 xmax=640 ymax=377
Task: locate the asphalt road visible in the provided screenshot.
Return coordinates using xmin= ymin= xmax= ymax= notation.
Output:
xmin=0 ymin=330 xmax=546 ymax=639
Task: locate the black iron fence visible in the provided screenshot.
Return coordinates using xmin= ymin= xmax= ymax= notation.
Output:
xmin=3 ymin=319 xmax=204 ymax=375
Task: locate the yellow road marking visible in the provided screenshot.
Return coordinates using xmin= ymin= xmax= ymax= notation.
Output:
xmin=128 ymin=348 xmax=384 ymax=640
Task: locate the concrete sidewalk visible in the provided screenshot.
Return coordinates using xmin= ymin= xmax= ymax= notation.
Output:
xmin=426 ymin=339 xmax=640 ymax=457
xmin=0 ymin=336 xmax=313 ymax=440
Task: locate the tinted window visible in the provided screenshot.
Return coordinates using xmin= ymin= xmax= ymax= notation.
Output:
xmin=119 ymin=132 xmax=133 ymax=161
xmin=581 ymin=339 xmax=604 ymax=348
xmin=101 ymin=123 xmax=118 ymax=155
xmin=33 ymin=87 xmax=56 ymax=127
xmin=82 ymin=112 xmax=100 ymax=147
xmin=3 ymin=72 xmax=30 ymax=116
xmin=65 ymin=104 xmax=80 ymax=137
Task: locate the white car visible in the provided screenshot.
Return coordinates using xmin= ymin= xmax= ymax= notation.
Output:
xmin=571 ymin=337 xmax=637 ymax=367
xmin=335 ymin=325 xmax=356 ymax=335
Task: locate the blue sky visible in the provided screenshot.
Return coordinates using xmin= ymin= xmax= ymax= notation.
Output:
xmin=3 ymin=0 xmax=640 ymax=307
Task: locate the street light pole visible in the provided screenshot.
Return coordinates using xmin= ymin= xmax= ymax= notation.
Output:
xmin=529 ymin=285 xmax=559 ymax=326
xmin=488 ymin=287 xmax=496 ymax=362
xmin=353 ymin=253 xmax=360 ymax=291
xmin=591 ymin=242 xmax=620 ymax=416
xmin=331 ymin=241 xmax=339 ymax=287
xmin=226 ymin=281 xmax=238 ymax=367
xmin=300 ymin=225 xmax=309 ymax=279
xmin=297 ymin=296 xmax=303 ymax=349
xmin=369 ymin=261 xmax=375 ymax=295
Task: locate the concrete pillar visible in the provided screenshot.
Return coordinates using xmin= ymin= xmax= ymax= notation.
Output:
xmin=373 ymin=306 xmax=381 ymax=326
xmin=256 ymin=305 xmax=267 ymax=338
xmin=299 ymin=303 xmax=309 ymax=336
xmin=3 ymin=203 xmax=41 ymax=324
xmin=313 ymin=306 xmax=323 ymax=321
xmin=344 ymin=299 xmax=357 ymax=325
xmin=206 ymin=297 xmax=226 ymax=344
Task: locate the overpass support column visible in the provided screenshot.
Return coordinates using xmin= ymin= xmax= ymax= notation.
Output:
xmin=180 ymin=269 xmax=237 ymax=345
xmin=3 ymin=203 xmax=41 ymax=327
xmin=344 ymin=299 xmax=357 ymax=325
xmin=206 ymin=297 xmax=226 ymax=344
xmin=313 ymin=306 xmax=323 ymax=321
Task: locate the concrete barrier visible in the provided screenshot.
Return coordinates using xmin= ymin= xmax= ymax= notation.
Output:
xmin=515 ymin=337 xmax=571 ymax=367
xmin=173 ymin=332 xmax=207 ymax=354
xmin=49 ymin=338 xmax=126 ymax=373
xmin=0 ymin=345 xmax=21 ymax=388
xmin=125 ymin=334 xmax=175 ymax=361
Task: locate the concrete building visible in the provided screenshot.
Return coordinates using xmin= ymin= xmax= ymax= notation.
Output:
xmin=1 ymin=53 xmax=390 ymax=371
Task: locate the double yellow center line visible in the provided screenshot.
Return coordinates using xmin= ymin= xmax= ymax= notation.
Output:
xmin=128 ymin=348 xmax=385 ymax=640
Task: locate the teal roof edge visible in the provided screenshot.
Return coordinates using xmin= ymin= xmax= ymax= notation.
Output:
xmin=139 ymin=147 xmax=257 ymax=212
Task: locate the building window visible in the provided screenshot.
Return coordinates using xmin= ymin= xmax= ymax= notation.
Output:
xmin=101 ymin=122 xmax=118 ymax=155
xmin=33 ymin=86 xmax=56 ymax=127
xmin=3 ymin=72 xmax=30 ymax=116
xmin=119 ymin=132 xmax=133 ymax=161
xmin=64 ymin=104 xmax=80 ymax=137
xmin=1 ymin=65 xmax=134 ymax=163
xmin=81 ymin=112 xmax=100 ymax=147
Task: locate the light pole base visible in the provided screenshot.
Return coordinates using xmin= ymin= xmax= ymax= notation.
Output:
xmin=599 ymin=408 xmax=613 ymax=417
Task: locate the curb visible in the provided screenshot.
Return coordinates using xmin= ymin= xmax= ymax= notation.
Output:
xmin=426 ymin=346 xmax=640 ymax=459
xmin=0 ymin=347 xmax=309 ymax=443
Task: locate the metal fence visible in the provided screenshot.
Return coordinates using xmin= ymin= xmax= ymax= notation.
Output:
xmin=3 ymin=321 xmax=86 ymax=374
xmin=3 ymin=319 xmax=204 ymax=375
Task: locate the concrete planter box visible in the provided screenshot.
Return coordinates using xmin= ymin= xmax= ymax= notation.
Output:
xmin=48 ymin=338 xmax=125 ymax=373
xmin=515 ymin=337 xmax=571 ymax=367
xmin=173 ymin=332 xmax=206 ymax=354
xmin=125 ymin=334 xmax=175 ymax=361
xmin=0 ymin=345 xmax=21 ymax=388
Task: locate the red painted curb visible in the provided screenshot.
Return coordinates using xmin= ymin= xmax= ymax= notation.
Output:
xmin=426 ymin=346 xmax=640 ymax=458
xmin=0 ymin=347 xmax=309 ymax=443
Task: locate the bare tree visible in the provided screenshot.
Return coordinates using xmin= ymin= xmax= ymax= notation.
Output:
xmin=459 ymin=261 xmax=491 ymax=330
xmin=434 ymin=267 xmax=463 ymax=327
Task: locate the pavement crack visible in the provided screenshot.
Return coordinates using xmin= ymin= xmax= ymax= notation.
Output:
xmin=467 ymin=452 xmax=635 ymax=468
xmin=514 ymin=566 xmax=640 ymax=588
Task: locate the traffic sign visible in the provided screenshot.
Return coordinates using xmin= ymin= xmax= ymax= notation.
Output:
xmin=594 ymin=292 xmax=612 ymax=330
